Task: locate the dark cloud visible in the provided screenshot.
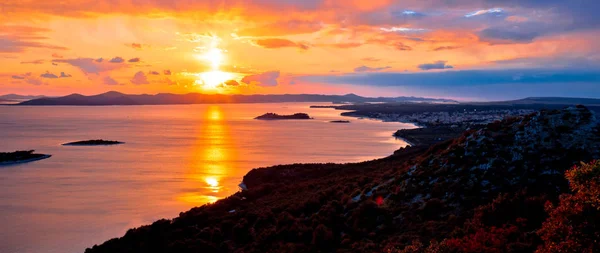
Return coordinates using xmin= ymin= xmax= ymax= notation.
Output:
xmin=130 ymin=43 xmax=142 ymax=49
xmin=432 ymin=46 xmax=462 ymax=51
xmin=131 ymin=71 xmax=149 ymax=85
xmin=354 ymin=65 xmax=391 ymax=73
xmin=149 ymin=71 xmax=160 ymax=75
xmin=128 ymin=57 xmax=140 ymax=63
xmin=254 ymin=38 xmax=309 ymax=50
xmin=11 ymin=75 xmax=26 ymax=79
xmin=95 ymin=58 xmax=103 ymax=63
xmin=241 ymin=71 xmax=280 ymax=86
xmin=163 ymin=70 xmax=172 ymax=75
xmin=40 ymin=71 xmax=59 ymax=78
xmin=51 ymin=53 xmax=63 ymax=58
xmin=109 ymin=57 xmax=125 ymax=63
xmin=478 ymin=26 xmax=541 ymax=43
xmin=418 ymin=61 xmax=453 ymax=70
xmin=60 ymin=72 xmax=72 ymax=78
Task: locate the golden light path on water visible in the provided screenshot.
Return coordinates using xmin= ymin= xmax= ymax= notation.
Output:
xmin=178 ymin=105 xmax=232 ymax=204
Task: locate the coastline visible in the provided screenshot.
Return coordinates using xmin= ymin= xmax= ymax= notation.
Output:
xmin=0 ymin=155 xmax=52 ymax=166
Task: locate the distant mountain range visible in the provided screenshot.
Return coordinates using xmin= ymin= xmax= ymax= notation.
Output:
xmin=13 ymin=91 xmax=457 ymax=105
xmin=481 ymin=97 xmax=600 ymax=106
xmin=5 ymin=91 xmax=600 ymax=106
xmin=0 ymin=94 xmax=45 ymax=104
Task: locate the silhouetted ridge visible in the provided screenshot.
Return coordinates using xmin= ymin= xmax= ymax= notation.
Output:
xmin=85 ymin=106 xmax=600 ymax=253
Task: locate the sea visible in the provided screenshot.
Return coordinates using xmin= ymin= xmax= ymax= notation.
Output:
xmin=0 ymin=103 xmax=416 ymax=253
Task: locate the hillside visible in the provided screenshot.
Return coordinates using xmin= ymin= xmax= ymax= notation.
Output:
xmin=16 ymin=91 xmax=455 ymax=105
xmin=85 ymin=106 xmax=600 ymax=253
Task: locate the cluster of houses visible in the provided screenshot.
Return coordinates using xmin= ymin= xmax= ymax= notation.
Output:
xmin=375 ymin=109 xmax=536 ymax=127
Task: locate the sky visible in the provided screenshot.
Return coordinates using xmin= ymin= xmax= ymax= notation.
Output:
xmin=0 ymin=0 xmax=599 ymax=100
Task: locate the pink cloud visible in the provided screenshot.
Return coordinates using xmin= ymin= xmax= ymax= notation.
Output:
xmin=241 ymin=71 xmax=280 ymax=86
xmin=131 ymin=71 xmax=149 ymax=85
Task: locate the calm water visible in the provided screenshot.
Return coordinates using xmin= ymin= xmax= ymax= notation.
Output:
xmin=0 ymin=103 xmax=415 ymax=253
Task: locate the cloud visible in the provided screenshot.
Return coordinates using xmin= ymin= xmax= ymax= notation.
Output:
xmin=52 ymin=62 xmax=58 ymax=66
xmin=432 ymin=46 xmax=461 ymax=51
xmin=131 ymin=71 xmax=149 ymax=85
xmin=395 ymin=42 xmax=412 ymax=51
xmin=53 ymin=58 xmax=127 ymax=74
xmin=236 ymin=20 xmax=323 ymax=37
xmin=163 ymin=70 xmax=172 ymax=75
xmin=253 ymin=38 xmax=309 ymax=50
xmin=0 ymin=26 xmax=68 ymax=53
xmin=418 ymin=61 xmax=453 ymax=70
xmin=362 ymin=57 xmax=381 ymax=62
xmin=51 ymin=53 xmax=63 ymax=58
xmin=241 ymin=71 xmax=280 ymax=86
xmin=224 ymin=80 xmax=240 ymax=86
xmin=478 ymin=26 xmax=541 ymax=44
xmin=11 ymin=75 xmax=26 ymax=79
xmin=300 ymin=68 xmax=600 ymax=87
xmin=354 ymin=65 xmax=392 ymax=72
xmin=161 ymin=78 xmax=176 ymax=85
xmin=20 ymin=59 xmax=45 ymax=64
xmin=60 ymin=72 xmax=72 ymax=78
xmin=149 ymin=71 xmax=160 ymax=75
xmin=130 ymin=43 xmax=142 ymax=49
xmin=26 ymin=78 xmax=44 ymax=86
xmin=380 ymin=27 xmax=427 ymax=33
xmin=128 ymin=57 xmax=140 ymax=63
xmin=109 ymin=57 xmax=125 ymax=63
xmin=465 ymin=8 xmax=504 ymax=18
xmin=103 ymin=76 xmax=119 ymax=85
xmin=40 ymin=71 xmax=59 ymax=78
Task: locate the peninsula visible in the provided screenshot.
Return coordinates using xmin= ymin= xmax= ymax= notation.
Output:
xmin=254 ymin=113 xmax=312 ymax=120
xmin=0 ymin=150 xmax=51 ymax=165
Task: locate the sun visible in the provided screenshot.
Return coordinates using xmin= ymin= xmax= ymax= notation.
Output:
xmin=197 ymin=70 xmax=234 ymax=90
xmin=195 ymin=45 xmax=235 ymax=90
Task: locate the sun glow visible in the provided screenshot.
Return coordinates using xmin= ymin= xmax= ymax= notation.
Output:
xmin=196 ymin=43 xmax=236 ymax=90
xmin=198 ymin=70 xmax=234 ymax=90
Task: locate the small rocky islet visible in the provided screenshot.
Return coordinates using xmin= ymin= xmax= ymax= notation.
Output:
xmin=0 ymin=150 xmax=51 ymax=165
xmin=62 ymin=139 xmax=125 ymax=146
xmin=254 ymin=113 xmax=312 ymax=120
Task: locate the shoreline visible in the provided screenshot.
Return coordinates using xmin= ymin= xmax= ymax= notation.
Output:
xmin=0 ymin=155 xmax=52 ymax=166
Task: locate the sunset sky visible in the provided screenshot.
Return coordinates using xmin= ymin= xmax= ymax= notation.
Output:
xmin=1 ymin=0 xmax=599 ymax=100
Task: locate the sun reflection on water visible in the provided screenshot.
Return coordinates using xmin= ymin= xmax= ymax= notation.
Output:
xmin=178 ymin=105 xmax=235 ymax=206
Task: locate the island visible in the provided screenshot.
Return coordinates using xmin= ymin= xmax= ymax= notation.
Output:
xmin=0 ymin=150 xmax=51 ymax=165
xmin=254 ymin=113 xmax=312 ymax=120
xmin=330 ymin=120 xmax=351 ymax=123
xmin=62 ymin=139 xmax=124 ymax=146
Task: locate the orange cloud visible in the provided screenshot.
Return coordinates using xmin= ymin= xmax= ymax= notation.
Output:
xmin=253 ymin=38 xmax=309 ymax=50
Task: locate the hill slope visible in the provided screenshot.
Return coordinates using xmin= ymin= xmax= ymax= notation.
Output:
xmin=85 ymin=106 xmax=600 ymax=253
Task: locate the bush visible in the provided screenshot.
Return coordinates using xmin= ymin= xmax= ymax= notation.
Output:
xmin=537 ymin=161 xmax=600 ymax=253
